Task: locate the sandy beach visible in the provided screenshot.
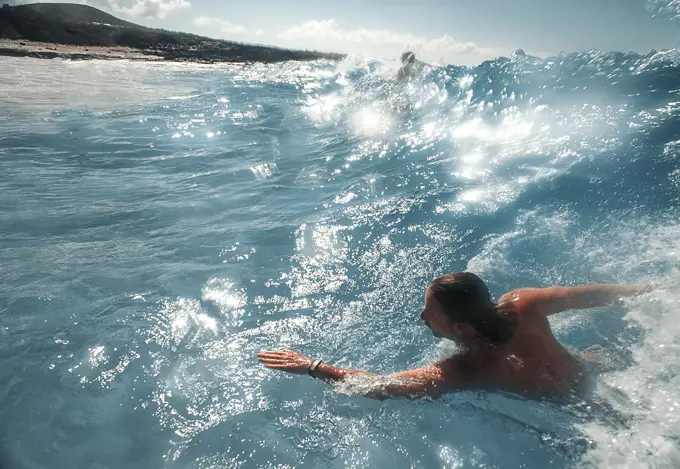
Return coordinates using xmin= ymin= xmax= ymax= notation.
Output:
xmin=0 ymin=39 xmax=162 ymax=61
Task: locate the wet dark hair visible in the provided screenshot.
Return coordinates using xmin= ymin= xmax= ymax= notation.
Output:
xmin=401 ymin=51 xmax=416 ymax=64
xmin=428 ymin=272 xmax=516 ymax=344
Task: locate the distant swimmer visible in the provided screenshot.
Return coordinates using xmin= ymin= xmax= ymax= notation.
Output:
xmin=258 ymin=273 xmax=654 ymax=399
xmin=397 ymin=51 xmax=417 ymax=82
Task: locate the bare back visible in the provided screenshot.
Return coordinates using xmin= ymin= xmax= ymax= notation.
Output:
xmin=449 ymin=289 xmax=585 ymax=396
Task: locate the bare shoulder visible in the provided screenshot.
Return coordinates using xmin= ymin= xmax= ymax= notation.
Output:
xmin=497 ymin=289 xmax=523 ymax=306
xmin=497 ymin=288 xmax=539 ymax=313
xmin=498 ymin=288 xmax=553 ymax=317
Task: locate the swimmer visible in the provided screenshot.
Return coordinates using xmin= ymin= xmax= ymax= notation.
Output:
xmin=397 ymin=51 xmax=416 ymax=82
xmin=258 ymin=273 xmax=654 ymax=399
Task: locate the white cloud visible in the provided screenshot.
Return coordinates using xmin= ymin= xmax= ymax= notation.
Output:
xmin=277 ymin=19 xmax=509 ymax=65
xmin=193 ymin=16 xmax=263 ymax=38
xmin=87 ymin=0 xmax=190 ymax=20
xmin=279 ymin=19 xmax=418 ymax=44
xmin=122 ymin=0 xmax=190 ymax=19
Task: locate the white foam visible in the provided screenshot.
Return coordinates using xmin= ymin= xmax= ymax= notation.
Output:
xmin=577 ymin=218 xmax=680 ymax=468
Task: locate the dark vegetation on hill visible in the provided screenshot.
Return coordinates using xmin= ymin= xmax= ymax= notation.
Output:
xmin=0 ymin=3 xmax=345 ymax=62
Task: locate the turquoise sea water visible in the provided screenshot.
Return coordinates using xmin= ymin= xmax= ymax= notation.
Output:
xmin=1 ymin=53 xmax=680 ymax=468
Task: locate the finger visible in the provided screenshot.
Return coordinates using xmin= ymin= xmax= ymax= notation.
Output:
xmin=258 ymin=352 xmax=286 ymax=358
xmin=260 ymin=358 xmax=291 ymax=365
xmin=264 ymin=364 xmax=296 ymax=369
xmin=257 ymin=356 xmax=284 ymax=361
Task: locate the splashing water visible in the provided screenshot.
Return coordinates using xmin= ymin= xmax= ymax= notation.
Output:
xmin=1 ymin=49 xmax=680 ymax=468
xmin=647 ymin=0 xmax=680 ymax=20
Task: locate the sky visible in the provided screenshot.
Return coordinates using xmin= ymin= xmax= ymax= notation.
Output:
xmin=11 ymin=0 xmax=680 ymax=64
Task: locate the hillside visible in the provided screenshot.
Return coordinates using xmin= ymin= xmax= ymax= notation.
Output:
xmin=0 ymin=3 xmax=344 ymax=62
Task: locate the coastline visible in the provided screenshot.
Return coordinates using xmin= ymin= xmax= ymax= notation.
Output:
xmin=0 ymin=39 xmax=343 ymax=64
xmin=0 ymin=39 xmax=163 ymax=62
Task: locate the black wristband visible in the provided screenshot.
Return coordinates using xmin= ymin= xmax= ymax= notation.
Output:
xmin=308 ymin=359 xmax=323 ymax=377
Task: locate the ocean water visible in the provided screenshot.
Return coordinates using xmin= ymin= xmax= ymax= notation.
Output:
xmin=1 ymin=51 xmax=680 ymax=469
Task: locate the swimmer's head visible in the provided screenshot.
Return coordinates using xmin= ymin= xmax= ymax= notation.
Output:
xmin=421 ymin=272 xmax=516 ymax=345
xmin=401 ymin=51 xmax=416 ymax=64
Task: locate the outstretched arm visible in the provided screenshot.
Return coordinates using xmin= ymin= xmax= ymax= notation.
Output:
xmin=518 ymin=283 xmax=654 ymax=316
xmin=257 ymin=350 xmax=457 ymax=399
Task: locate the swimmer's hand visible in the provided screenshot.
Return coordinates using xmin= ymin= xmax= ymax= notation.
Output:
xmin=257 ymin=349 xmax=313 ymax=375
